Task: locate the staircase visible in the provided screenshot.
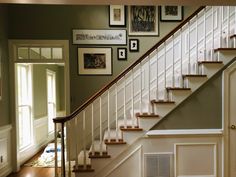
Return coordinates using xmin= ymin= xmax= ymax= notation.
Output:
xmin=53 ymin=6 xmax=236 ymax=177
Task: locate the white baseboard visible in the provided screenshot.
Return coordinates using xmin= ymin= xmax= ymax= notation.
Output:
xmin=0 ymin=125 xmax=12 ymax=177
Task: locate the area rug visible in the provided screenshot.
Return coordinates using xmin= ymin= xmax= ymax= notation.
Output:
xmin=25 ymin=143 xmax=62 ymax=168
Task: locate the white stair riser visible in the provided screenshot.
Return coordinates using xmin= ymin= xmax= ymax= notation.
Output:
xmin=122 ymin=131 xmax=145 ymax=144
xmin=200 ymin=64 xmax=223 ymax=77
xmin=153 ymin=104 xmax=176 ymax=117
xmin=185 ymin=77 xmax=208 ymax=91
xmin=138 ymin=118 xmax=161 ymax=131
xmin=218 ymin=50 xmax=236 ymax=64
xmin=169 ymin=90 xmax=191 ymax=103
xmin=106 ymin=144 xmax=128 ymax=157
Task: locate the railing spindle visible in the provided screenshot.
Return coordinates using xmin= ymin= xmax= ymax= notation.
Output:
xmin=83 ymin=111 xmax=86 ymax=169
xmin=99 ymin=97 xmax=103 ymax=155
xmin=188 ymin=22 xmax=191 ymax=74
xmin=227 ymin=6 xmax=230 ymax=48
xmin=115 ymin=84 xmax=118 ymax=141
xmin=67 ymin=121 xmax=71 ymax=177
xmin=61 ymin=122 xmax=66 ymax=177
xmin=204 ymin=7 xmax=207 ymax=61
xmin=235 ymin=6 xmax=236 ymax=47
xmin=180 ymin=28 xmax=183 ymax=87
xmin=107 ymin=90 xmax=110 ymax=142
xmin=148 ymin=56 xmax=151 ymax=113
xmin=54 ymin=123 xmax=58 ymax=177
xmin=140 ymin=63 xmax=143 ymax=114
xmin=164 ymin=42 xmax=167 ymax=100
xmin=196 ymin=14 xmax=199 ymax=74
xmin=172 ymin=35 xmax=175 ymax=87
xmin=212 ymin=7 xmax=215 ymax=61
xmin=91 ymin=103 xmax=94 ymax=155
xmin=220 ymin=6 xmax=223 ymax=48
xmin=156 ymin=48 xmax=159 ymax=101
xmin=124 ymin=76 xmax=127 ymax=128
xmin=131 ymin=69 xmax=135 ymax=128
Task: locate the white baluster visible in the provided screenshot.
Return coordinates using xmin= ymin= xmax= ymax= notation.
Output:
xmin=75 ymin=116 xmax=79 ymax=169
xmin=156 ymin=48 xmax=159 ymax=101
xmin=180 ymin=28 xmax=183 ymax=87
xmin=204 ymin=7 xmax=207 ymax=60
xmin=67 ymin=121 xmax=71 ymax=177
xmin=99 ymin=97 xmax=103 ymax=155
xmin=107 ymin=90 xmax=110 ymax=142
xmin=91 ymin=103 xmax=95 ymax=155
xmin=115 ymin=84 xmax=118 ymax=141
xmin=131 ymin=69 xmax=135 ymax=128
xmin=83 ymin=111 xmax=86 ymax=169
xmin=220 ymin=6 xmax=223 ymax=48
xmin=172 ymin=35 xmax=175 ymax=87
xmin=164 ymin=42 xmax=167 ymax=100
xmin=124 ymin=76 xmax=127 ymax=128
xmin=212 ymin=7 xmax=215 ymax=61
xmin=227 ymin=6 xmax=230 ymax=48
xmin=196 ymin=14 xmax=199 ymax=74
xmin=188 ymin=21 xmax=191 ymax=74
xmin=140 ymin=63 xmax=143 ymax=114
xmin=148 ymin=56 xmax=151 ymax=113
xmin=235 ymin=6 xmax=236 ymax=47
xmin=61 ymin=123 xmax=65 ymax=177
xmin=54 ymin=123 xmax=58 ymax=177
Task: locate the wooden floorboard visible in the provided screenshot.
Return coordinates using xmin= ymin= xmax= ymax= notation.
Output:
xmin=7 ymin=149 xmax=55 ymax=177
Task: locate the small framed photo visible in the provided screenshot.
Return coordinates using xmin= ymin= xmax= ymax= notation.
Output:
xmin=129 ymin=39 xmax=139 ymax=52
xmin=129 ymin=6 xmax=159 ymax=36
xmin=160 ymin=6 xmax=183 ymax=21
xmin=117 ymin=48 xmax=127 ymax=60
xmin=78 ymin=47 xmax=112 ymax=75
xmin=109 ymin=5 xmax=126 ymax=27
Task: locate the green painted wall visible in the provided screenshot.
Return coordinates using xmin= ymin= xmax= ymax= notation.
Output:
xmin=0 ymin=5 xmax=10 ymax=126
xmin=8 ymin=5 xmax=199 ymax=112
xmin=153 ymin=73 xmax=222 ymax=129
xmin=32 ymin=64 xmax=65 ymax=119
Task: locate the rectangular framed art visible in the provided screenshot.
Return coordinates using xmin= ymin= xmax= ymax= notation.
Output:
xmin=73 ymin=29 xmax=127 ymax=45
xmin=117 ymin=48 xmax=127 ymax=60
xmin=160 ymin=6 xmax=183 ymax=21
xmin=78 ymin=47 xmax=112 ymax=75
xmin=109 ymin=5 xmax=126 ymax=27
xmin=129 ymin=6 xmax=159 ymax=36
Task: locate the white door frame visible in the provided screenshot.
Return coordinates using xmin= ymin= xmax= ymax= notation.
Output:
xmin=223 ymin=60 xmax=236 ymax=177
xmin=8 ymin=40 xmax=70 ymax=171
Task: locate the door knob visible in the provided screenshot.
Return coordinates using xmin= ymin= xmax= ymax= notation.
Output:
xmin=231 ymin=125 xmax=236 ymax=129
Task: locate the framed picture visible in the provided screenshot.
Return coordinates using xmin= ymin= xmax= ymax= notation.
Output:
xmin=78 ymin=47 xmax=112 ymax=75
xmin=73 ymin=29 xmax=127 ymax=45
xmin=160 ymin=6 xmax=183 ymax=21
xmin=117 ymin=48 xmax=127 ymax=60
xmin=129 ymin=6 xmax=159 ymax=36
xmin=109 ymin=5 xmax=126 ymax=27
xmin=129 ymin=39 xmax=139 ymax=52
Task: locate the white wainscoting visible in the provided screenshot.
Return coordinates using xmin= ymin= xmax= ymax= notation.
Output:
xmin=0 ymin=125 xmax=12 ymax=177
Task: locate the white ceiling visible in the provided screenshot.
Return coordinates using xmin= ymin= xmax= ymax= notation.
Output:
xmin=0 ymin=0 xmax=236 ymax=5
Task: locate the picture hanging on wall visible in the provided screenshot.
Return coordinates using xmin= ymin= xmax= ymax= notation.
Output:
xmin=160 ymin=6 xmax=183 ymax=21
xmin=0 ymin=49 xmax=2 ymax=100
xmin=109 ymin=5 xmax=126 ymax=27
xmin=129 ymin=39 xmax=139 ymax=52
xmin=117 ymin=48 xmax=127 ymax=60
xmin=129 ymin=6 xmax=159 ymax=36
xmin=73 ymin=29 xmax=127 ymax=45
xmin=78 ymin=47 xmax=112 ymax=75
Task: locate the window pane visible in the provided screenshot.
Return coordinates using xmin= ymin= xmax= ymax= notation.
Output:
xmin=52 ymin=48 xmax=63 ymax=59
xmin=30 ymin=47 xmax=40 ymax=59
xmin=41 ymin=48 xmax=51 ymax=59
xmin=18 ymin=47 xmax=29 ymax=59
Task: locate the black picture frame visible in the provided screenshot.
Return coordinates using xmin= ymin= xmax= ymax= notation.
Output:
xmin=129 ymin=39 xmax=139 ymax=52
xmin=117 ymin=48 xmax=127 ymax=60
xmin=160 ymin=6 xmax=183 ymax=22
xmin=109 ymin=5 xmax=126 ymax=27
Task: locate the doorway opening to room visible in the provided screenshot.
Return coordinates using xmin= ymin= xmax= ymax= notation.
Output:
xmin=9 ymin=40 xmax=70 ymax=171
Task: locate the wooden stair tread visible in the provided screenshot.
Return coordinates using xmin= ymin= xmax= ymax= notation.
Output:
xmin=166 ymin=87 xmax=191 ymax=91
xmin=214 ymin=48 xmax=236 ymax=52
xmin=89 ymin=152 xmax=111 ymax=158
xmin=230 ymin=34 xmax=236 ymax=38
xmin=136 ymin=112 xmax=159 ymax=118
xmin=182 ymin=74 xmax=207 ymax=78
xmin=120 ymin=126 xmax=143 ymax=131
xmin=104 ymin=139 xmax=126 ymax=145
xmin=198 ymin=61 xmax=223 ymax=64
xmin=151 ymin=100 xmax=175 ymax=104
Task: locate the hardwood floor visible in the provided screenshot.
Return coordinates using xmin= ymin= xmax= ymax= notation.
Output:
xmin=7 ymin=149 xmax=55 ymax=177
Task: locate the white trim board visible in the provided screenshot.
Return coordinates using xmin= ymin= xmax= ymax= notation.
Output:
xmin=146 ymin=129 xmax=223 ymax=136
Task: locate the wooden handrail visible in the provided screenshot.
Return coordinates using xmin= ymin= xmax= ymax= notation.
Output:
xmin=53 ymin=6 xmax=205 ymax=124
